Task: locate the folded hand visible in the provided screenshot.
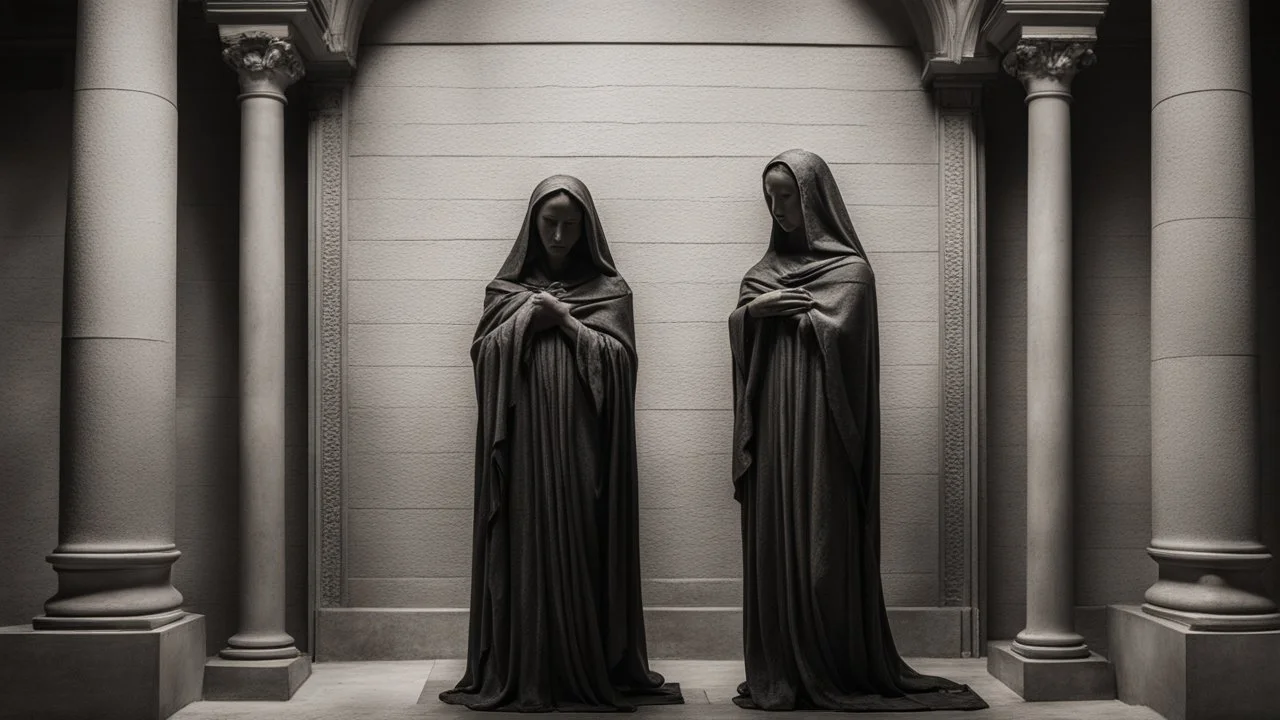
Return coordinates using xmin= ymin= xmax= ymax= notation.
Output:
xmin=529 ymin=292 xmax=572 ymax=331
xmin=747 ymin=288 xmax=815 ymax=318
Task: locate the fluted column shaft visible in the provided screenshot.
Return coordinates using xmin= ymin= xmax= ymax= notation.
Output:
xmin=220 ymin=32 xmax=303 ymax=660
xmin=1005 ymin=40 xmax=1094 ymax=660
xmin=38 ymin=0 xmax=183 ymax=630
xmin=1146 ymin=0 xmax=1280 ymax=630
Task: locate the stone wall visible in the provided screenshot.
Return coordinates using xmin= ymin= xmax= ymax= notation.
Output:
xmin=1251 ymin=0 xmax=1280 ymax=605
xmin=331 ymin=0 xmax=949 ymax=656
xmin=0 ymin=45 xmax=72 ymax=633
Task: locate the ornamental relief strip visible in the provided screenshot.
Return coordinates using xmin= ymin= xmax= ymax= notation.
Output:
xmin=936 ymin=83 xmax=984 ymax=655
xmin=312 ymin=83 xmax=346 ymax=609
xmin=941 ymin=110 xmax=971 ymax=609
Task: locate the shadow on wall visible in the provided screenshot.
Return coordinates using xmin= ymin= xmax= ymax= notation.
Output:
xmin=0 ymin=45 xmax=73 ymax=627
xmin=1251 ymin=0 xmax=1280 ymax=604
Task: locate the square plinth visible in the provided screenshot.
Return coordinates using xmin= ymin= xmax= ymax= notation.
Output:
xmin=202 ymin=654 xmax=312 ymax=701
xmin=1109 ymin=605 xmax=1280 ymax=720
xmin=0 ymin=613 xmax=205 ymax=720
xmin=986 ymin=640 xmax=1116 ymax=701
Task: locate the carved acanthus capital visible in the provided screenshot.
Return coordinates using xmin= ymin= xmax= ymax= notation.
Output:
xmin=223 ymin=32 xmax=304 ymax=97
xmin=1002 ymin=40 xmax=1095 ymax=96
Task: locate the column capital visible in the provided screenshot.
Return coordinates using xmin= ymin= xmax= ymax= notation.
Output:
xmin=1002 ymin=39 xmax=1095 ymax=99
xmin=222 ymin=29 xmax=304 ymax=100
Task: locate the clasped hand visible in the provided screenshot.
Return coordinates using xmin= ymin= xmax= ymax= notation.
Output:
xmin=529 ymin=292 xmax=573 ymax=332
xmin=747 ymin=287 xmax=815 ymax=318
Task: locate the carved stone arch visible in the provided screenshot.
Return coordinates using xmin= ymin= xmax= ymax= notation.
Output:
xmin=899 ymin=0 xmax=951 ymax=59
xmin=324 ymin=0 xmax=376 ymax=69
xmin=897 ymin=0 xmax=999 ymax=81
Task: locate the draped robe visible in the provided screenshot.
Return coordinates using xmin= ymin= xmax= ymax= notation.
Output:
xmin=440 ymin=176 xmax=682 ymax=713
xmin=729 ymin=151 xmax=988 ymax=712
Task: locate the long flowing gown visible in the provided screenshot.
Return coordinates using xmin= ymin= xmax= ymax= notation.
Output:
xmin=729 ymin=150 xmax=988 ymax=712
xmin=440 ymin=176 xmax=682 ymax=713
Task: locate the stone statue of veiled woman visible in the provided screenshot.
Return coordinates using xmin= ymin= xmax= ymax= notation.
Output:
xmin=440 ymin=175 xmax=683 ymax=713
xmin=728 ymin=150 xmax=988 ymax=712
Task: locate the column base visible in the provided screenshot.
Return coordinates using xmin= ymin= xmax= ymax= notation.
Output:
xmin=1109 ymin=605 xmax=1280 ymax=720
xmin=33 ymin=609 xmax=185 ymax=630
xmin=987 ymin=640 xmax=1115 ymax=701
xmin=0 ymin=613 xmax=204 ymax=720
xmin=1142 ymin=603 xmax=1280 ymax=632
xmin=202 ymin=654 xmax=311 ymax=701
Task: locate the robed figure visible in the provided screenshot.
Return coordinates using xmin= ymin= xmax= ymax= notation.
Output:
xmin=729 ymin=150 xmax=987 ymax=712
xmin=440 ymin=176 xmax=682 ymax=713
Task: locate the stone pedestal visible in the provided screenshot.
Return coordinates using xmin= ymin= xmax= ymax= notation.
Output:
xmin=0 ymin=614 xmax=204 ymax=720
xmin=986 ymin=641 xmax=1114 ymax=702
xmin=203 ymin=655 xmax=312 ymax=701
xmin=1109 ymin=606 xmax=1280 ymax=720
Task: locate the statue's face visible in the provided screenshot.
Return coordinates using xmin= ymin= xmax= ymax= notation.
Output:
xmin=763 ymin=166 xmax=803 ymax=234
xmin=536 ymin=192 xmax=583 ymax=261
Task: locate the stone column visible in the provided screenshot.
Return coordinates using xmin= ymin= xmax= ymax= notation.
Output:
xmin=203 ymin=29 xmax=311 ymax=701
xmin=1005 ymin=38 xmax=1093 ymax=662
xmin=1144 ymin=0 xmax=1279 ymax=634
xmin=1108 ymin=5 xmax=1280 ymax=719
xmin=40 ymin=0 xmax=184 ymax=632
xmin=0 ymin=2 xmax=206 ymax=717
xmin=987 ymin=39 xmax=1114 ymax=703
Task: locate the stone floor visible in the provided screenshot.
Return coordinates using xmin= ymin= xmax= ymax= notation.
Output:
xmin=172 ymin=659 xmax=1165 ymax=719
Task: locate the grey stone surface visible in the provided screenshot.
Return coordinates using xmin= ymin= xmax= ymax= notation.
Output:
xmin=316 ymin=608 xmax=469 ymax=661
xmin=987 ymin=640 xmax=1115 ymax=702
xmin=172 ymin=658 xmax=1163 ymax=719
xmin=42 ymin=0 xmax=183 ymax=627
xmin=0 ymin=9 xmax=311 ymax=654
xmin=315 ymin=607 xmax=976 ymax=661
xmin=1109 ymin=605 xmax=1280 ymax=720
xmin=214 ymin=29 xmax=306 ymax=663
xmin=175 ymin=15 xmax=314 ymax=656
xmin=0 ymin=89 xmax=66 ymax=631
xmin=203 ymin=655 xmax=312 ymax=701
xmin=1146 ymin=0 xmax=1279 ymax=627
xmin=982 ymin=23 xmax=1157 ymax=645
xmin=327 ymin=14 xmax=952 ymax=662
xmin=0 ymin=613 xmax=205 ymax=720
xmin=1000 ymin=36 xmax=1094 ymax=661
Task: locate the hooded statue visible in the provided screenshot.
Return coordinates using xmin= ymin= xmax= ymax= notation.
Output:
xmin=728 ymin=150 xmax=987 ymax=712
xmin=440 ymin=175 xmax=682 ymax=712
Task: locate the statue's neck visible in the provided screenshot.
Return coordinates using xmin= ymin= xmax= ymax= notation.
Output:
xmin=546 ymin=254 xmax=569 ymax=278
xmin=777 ymin=228 xmax=808 ymax=254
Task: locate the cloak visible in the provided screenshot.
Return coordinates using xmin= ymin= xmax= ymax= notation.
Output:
xmin=440 ymin=175 xmax=681 ymax=712
xmin=728 ymin=150 xmax=987 ymax=712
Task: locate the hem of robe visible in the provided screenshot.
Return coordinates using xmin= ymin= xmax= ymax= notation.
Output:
xmin=732 ymin=682 xmax=987 ymax=712
xmin=438 ymin=682 xmax=684 ymax=713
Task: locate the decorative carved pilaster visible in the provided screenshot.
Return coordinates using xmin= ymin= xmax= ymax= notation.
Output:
xmin=1002 ymin=40 xmax=1095 ymax=96
xmin=310 ymin=84 xmax=346 ymax=609
xmin=222 ymin=31 xmax=305 ymax=97
xmin=935 ymin=80 xmax=985 ymax=657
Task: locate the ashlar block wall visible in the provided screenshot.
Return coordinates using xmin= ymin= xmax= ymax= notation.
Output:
xmin=329 ymin=0 xmax=951 ymax=657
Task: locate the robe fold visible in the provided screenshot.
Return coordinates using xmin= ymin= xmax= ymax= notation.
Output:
xmin=730 ymin=150 xmax=987 ymax=712
xmin=440 ymin=175 xmax=682 ymax=713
